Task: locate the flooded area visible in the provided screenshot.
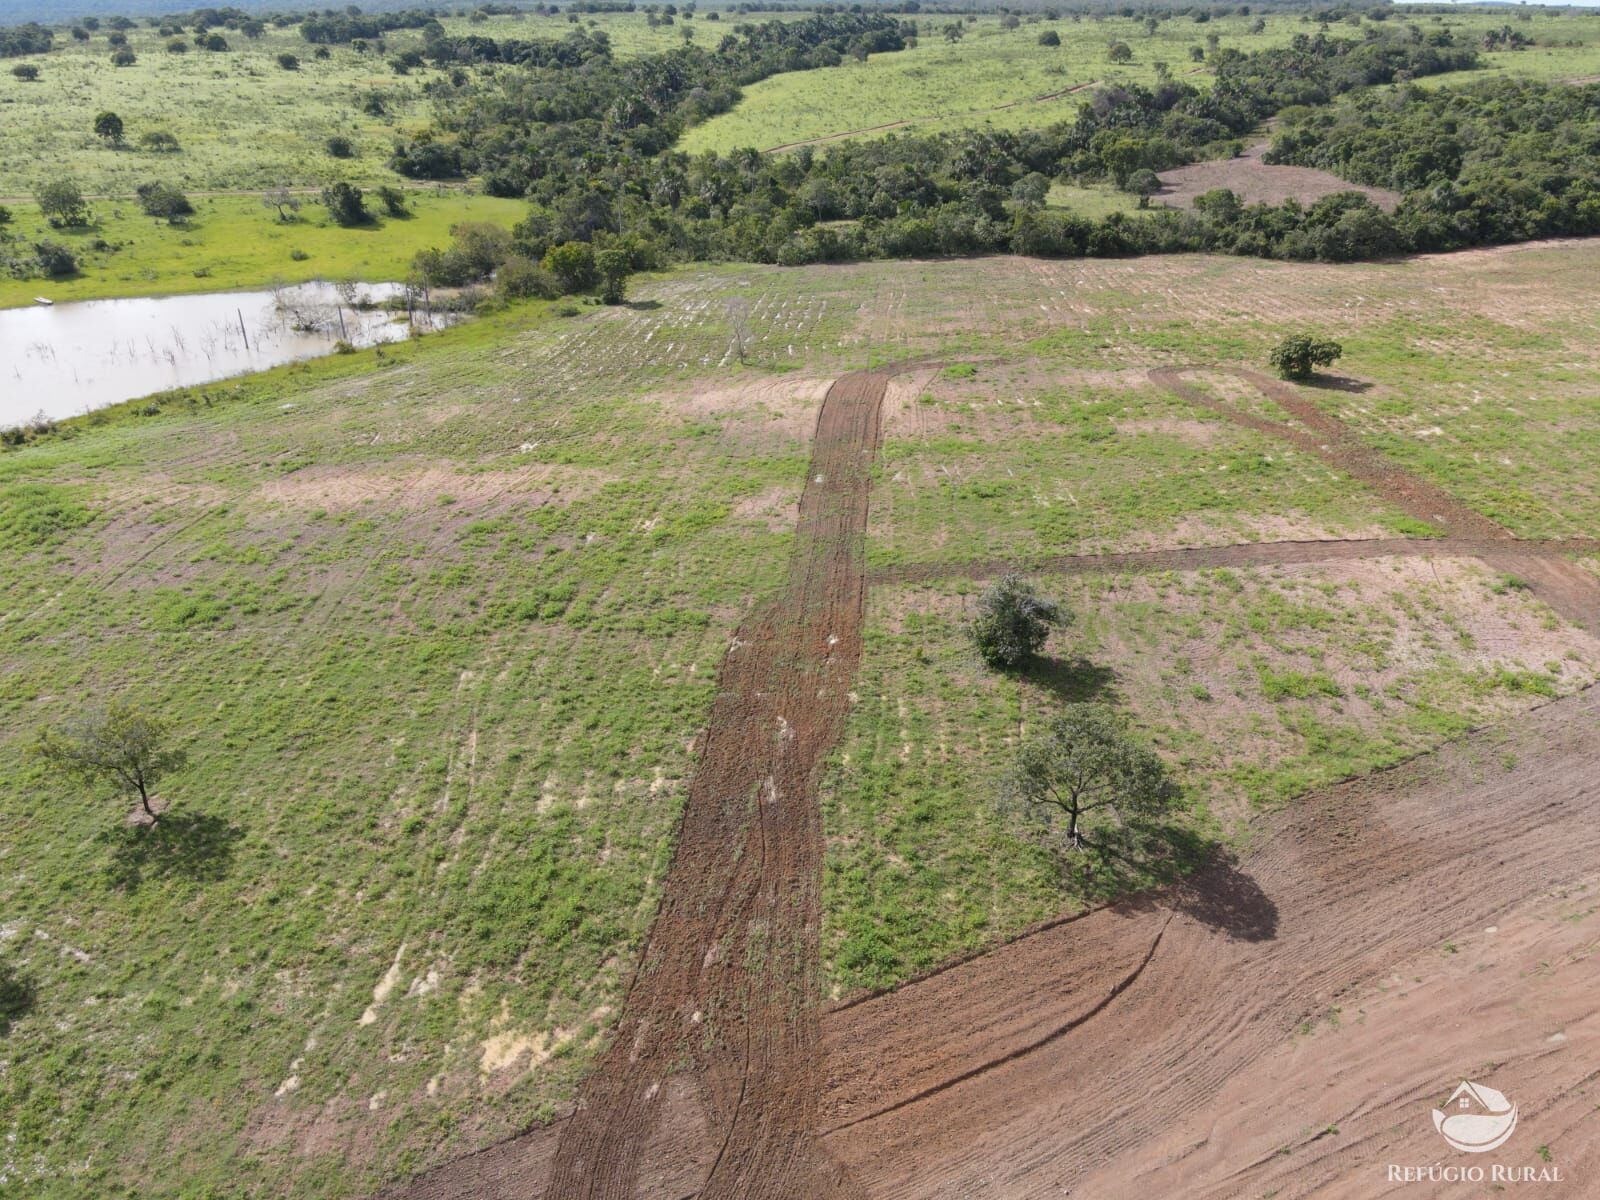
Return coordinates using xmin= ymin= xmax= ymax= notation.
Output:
xmin=1 ymin=282 xmax=446 ymax=426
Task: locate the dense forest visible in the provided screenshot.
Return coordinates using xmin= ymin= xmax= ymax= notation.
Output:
xmin=398 ymin=18 xmax=1501 ymax=273
xmin=1267 ymin=78 xmax=1600 ymax=251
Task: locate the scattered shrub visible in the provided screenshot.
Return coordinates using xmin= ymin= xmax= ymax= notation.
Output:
xmin=135 ymin=182 xmax=195 ymax=224
xmin=320 ymin=182 xmax=368 ymax=226
xmin=1269 ymin=334 xmax=1343 ymax=380
xmin=34 ymin=239 xmax=79 ymax=277
xmin=970 ymin=575 xmax=1068 ymax=669
xmin=496 ymin=255 xmax=561 ymax=300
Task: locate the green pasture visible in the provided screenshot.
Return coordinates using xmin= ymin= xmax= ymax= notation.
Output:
xmin=0 ymin=23 xmax=433 ymax=198
xmin=680 ymin=7 xmax=1600 ymax=155
xmin=0 ymin=191 xmax=526 ymax=308
xmin=0 ymin=10 xmax=808 ymax=199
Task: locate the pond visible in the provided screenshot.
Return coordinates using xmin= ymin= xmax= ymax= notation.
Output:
xmin=1 ymin=282 xmax=447 ymax=427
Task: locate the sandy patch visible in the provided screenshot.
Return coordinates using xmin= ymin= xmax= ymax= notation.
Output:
xmin=258 ymin=462 xmax=603 ymax=512
xmin=1112 ymin=417 xmax=1226 ymax=445
xmin=658 ymin=374 xmax=834 ymax=445
xmin=1156 ymin=142 xmax=1400 ymax=212
xmin=732 ymin=485 xmax=800 ymax=533
xmin=359 ymin=942 xmax=406 ymax=1026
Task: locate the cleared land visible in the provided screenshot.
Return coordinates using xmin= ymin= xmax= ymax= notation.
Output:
xmin=1154 ymin=140 xmax=1401 ymax=212
xmin=6 ymin=242 xmax=1600 ymax=1197
xmin=679 ymin=10 xmax=1600 ymax=157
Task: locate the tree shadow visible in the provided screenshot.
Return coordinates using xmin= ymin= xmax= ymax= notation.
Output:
xmin=99 ymin=812 xmax=244 ymax=891
xmin=1050 ymin=817 xmax=1211 ymax=906
xmin=0 ymin=962 xmax=36 ymax=1035
xmin=626 ymin=299 xmax=663 ymax=311
xmin=1172 ymin=848 xmax=1279 ymax=942
xmin=1303 ymin=373 xmax=1372 ymax=394
xmin=1022 ymin=655 xmax=1118 ymax=704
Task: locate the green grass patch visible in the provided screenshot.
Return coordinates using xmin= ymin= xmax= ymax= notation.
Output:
xmin=0 ymin=191 xmax=526 ymax=307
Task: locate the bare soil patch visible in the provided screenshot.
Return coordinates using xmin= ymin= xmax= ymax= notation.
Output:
xmin=819 ymin=684 xmax=1600 ymax=1197
xmin=1156 ymin=142 xmax=1400 ymax=212
xmin=661 ymin=374 xmax=835 ymax=448
xmin=256 ymin=462 xmax=603 ymax=513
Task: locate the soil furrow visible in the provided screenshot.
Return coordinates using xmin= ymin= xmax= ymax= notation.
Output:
xmin=872 ymin=535 xmax=1600 ymax=587
xmin=537 ymin=368 xmax=893 ymax=1199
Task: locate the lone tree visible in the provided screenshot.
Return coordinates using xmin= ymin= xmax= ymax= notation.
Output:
xmin=1127 ymin=168 xmax=1162 ymax=208
xmin=35 ymin=703 xmax=187 ymax=823
xmin=596 ymin=245 xmax=632 ymax=305
xmin=1269 ymin=334 xmax=1343 ymax=380
xmin=320 ymin=181 xmax=368 ymax=226
xmin=11 ymin=64 xmax=40 ymax=81
xmin=1108 ymin=40 xmax=1133 ymax=63
xmin=1003 ymin=703 xmax=1179 ymax=851
xmin=970 ymin=574 xmax=1067 ymax=669
xmin=262 ymin=187 xmax=301 ymax=222
xmin=93 ymin=110 xmax=125 ymax=146
xmin=35 ymin=178 xmax=90 ymax=227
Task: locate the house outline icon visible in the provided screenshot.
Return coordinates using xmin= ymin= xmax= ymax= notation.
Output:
xmin=1432 ymin=1080 xmax=1518 ymax=1153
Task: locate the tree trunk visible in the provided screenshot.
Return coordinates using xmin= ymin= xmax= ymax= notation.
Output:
xmin=137 ymin=780 xmax=156 ymax=822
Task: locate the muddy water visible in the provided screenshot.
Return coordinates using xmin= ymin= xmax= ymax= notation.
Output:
xmin=1 ymin=282 xmax=444 ymax=426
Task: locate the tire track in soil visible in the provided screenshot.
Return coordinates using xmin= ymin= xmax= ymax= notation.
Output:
xmin=1149 ymin=367 xmax=1600 ymax=632
xmin=543 ymin=368 xmax=901 ymax=1199
xmin=818 ymin=682 xmax=1600 ymax=1198
xmin=872 ymin=535 xmax=1600 ymax=588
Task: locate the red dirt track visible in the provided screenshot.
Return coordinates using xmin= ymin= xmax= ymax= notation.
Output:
xmin=818 ymin=683 xmax=1600 ymax=1197
xmin=548 ymin=368 xmax=893 ymax=1199
xmin=381 ymin=363 xmax=1600 ymax=1199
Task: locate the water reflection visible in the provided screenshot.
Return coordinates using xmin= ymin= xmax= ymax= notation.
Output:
xmin=1 ymin=282 xmax=448 ymax=425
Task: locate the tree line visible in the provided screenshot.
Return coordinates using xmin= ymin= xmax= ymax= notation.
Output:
xmin=395 ymin=21 xmax=1490 ymax=271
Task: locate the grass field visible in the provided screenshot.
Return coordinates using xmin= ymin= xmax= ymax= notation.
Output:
xmin=0 ymin=190 xmax=525 ymax=307
xmin=0 ymin=10 xmax=803 ymax=199
xmin=5 ymin=241 xmax=1600 ymax=1194
xmin=680 ymin=8 xmax=1600 ymax=155
xmin=0 ymin=270 xmax=857 ymax=1197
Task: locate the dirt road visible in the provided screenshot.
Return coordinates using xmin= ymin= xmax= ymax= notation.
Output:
xmin=819 ymin=683 xmax=1600 ymax=1197
xmin=1149 ymin=368 xmax=1600 ymax=633
xmin=544 ymin=369 xmax=894 ymax=1199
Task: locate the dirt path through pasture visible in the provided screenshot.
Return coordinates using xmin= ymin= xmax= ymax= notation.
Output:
xmin=819 ymin=681 xmax=1600 ymax=1196
xmin=1149 ymin=368 xmax=1600 ymax=633
xmin=536 ymin=369 xmax=900 ymax=1199
xmin=875 ymin=534 xmax=1600 ymax=588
